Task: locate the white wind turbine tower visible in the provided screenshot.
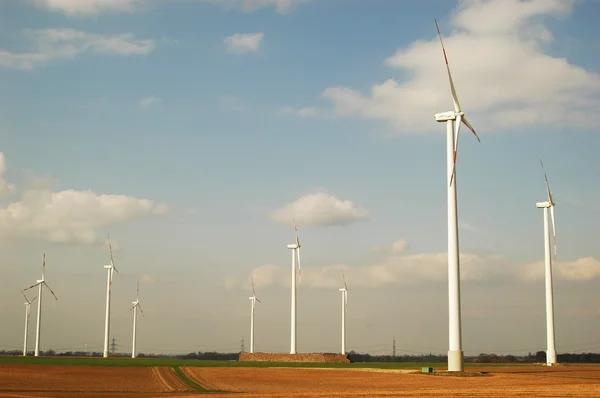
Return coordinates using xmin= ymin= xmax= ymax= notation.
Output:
xmin=433 ymin=20 xmax=481 ymax=372
xmin=286 ymin=218 xmax=302 ymax=354
xmin=537 ymin=160 xmax=558 ymax=366
xmin=249 ymin=279 xmax=261 ymax=354
xmin=130 ymin=281 xmax=144 ymax=359
xmin=103 ymin=234 xmax=119 ymax=358
xmin=20 ymin=290 xmax=37 ymax=356
xmin=339 ymin=270 xmax=348 ymax=355
xmin=22 ymin=253 xmax=58 ymax=357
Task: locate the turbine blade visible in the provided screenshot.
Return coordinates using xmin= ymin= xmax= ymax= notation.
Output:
xmin=252 ymin=279 xmax=256 ymax=296
xmin=461 ymin=116 xmax=480 ymax=142
xmin=137 ymin=281 xmax=139 ymax=300
xmin=43 ymin=282 xmax=58 ymax=300
xmin=23 ymin=282 xmax=41 ymax=292
xmin=293 ymin=217 xmax=301 ymax=247
xmin=344 ymin=290 xmax=348 ymax=310
xmin=256 ymin=298 xmax=262 ymax=304
xmin=296 ymin=247 xmax=301 ymax=284
xmin=42 ymin=253 xmax=46 ymax=280
xmin=31 ymin=296 xmax=37 ymax=303
xmin=435 ymin=19 xmax=461 ymax=113
xmin=107 ymin=233 xmax=118 ymax=272
xmin=341 ymin=270 xmax=347 ymax=290
xmin=449 ymin=114 xmax=462 ymax=187
xmin=130 ymin=305 xmax=135 ymax=311
xmin=550 ymin=205 xmax=556 ymax=257
xmin=540 ymin=160 xmax=554 ymax=205
xmin=138 ymin=304 xmax=144 ymax=316
xmin=21 ymin=290 xmax=31 ymax=304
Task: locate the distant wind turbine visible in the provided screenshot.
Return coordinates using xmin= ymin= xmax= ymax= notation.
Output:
xmin=286 ymin=218 xmax=302 ymax=354
xmin=433 ymin=19 xmax=481 ymax=372
xmin=22 ymin=254 xmax=58 ymax=357
xmin=249 ymin=279 xmax=261 ymax=354
xmin=103 ymin=233 xmax=119 ymax=358
xmin=536 ymin=160 xmax=557 ymax=366
xmin=130 ymin=281 xmax=144 ymax=359
xmin=339 ymin=270 xmax=348 ymax=355
xmin=20 ymin=290 xmax=37 ymax=356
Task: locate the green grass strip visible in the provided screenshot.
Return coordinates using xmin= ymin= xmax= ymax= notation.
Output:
xmin=172 ymin=366 xmax=209 ymax=392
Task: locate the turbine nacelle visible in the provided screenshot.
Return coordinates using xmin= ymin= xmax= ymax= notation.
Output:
xmin=434 ymin=111 xmax=463 ymax=122
xmin=536 ymin=201 xmax=553 ymax=208
xmin=287 ymin=243 xmax=299 ymax=249
xmin=338 ymin=288 xmax=346 ymax=292
xmin=103 ymin=265 xmax=112 ymax=269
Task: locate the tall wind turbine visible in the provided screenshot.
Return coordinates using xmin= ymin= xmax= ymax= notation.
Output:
xmin=130 ymin=281 xmax=144 ymax=359
xmin=536 ymin=160 xmax=557 ymax=366
xmin=339 ymin=270 xmax=348 ymax=355
xmin=103 ymin=233 xmax=119 ymax=358
xmin=22 ymin=254 xmax=58 ymax=357
xmin=249 ymin=279 xmax=261 ymax=354
xmin=286 ymin=219 xmax=302 ymax=354
xmin=433 ymin=20 xmax=481 ymax=372
xmin=21 ymin=291 xmax=37 ymax=356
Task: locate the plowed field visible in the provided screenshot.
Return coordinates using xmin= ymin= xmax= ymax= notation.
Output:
xmin=0 ymin=364 xmax=190 ymax=396
xmin=0 ymin=364 xmax=599 ymax=397
xmin=181 ymin=365 xmax=600 ymax=397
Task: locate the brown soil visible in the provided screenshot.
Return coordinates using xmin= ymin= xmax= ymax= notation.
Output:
xmin=239 ymin=352 xmax=350 ymax=363
xmin=181 ymin=365 xmax=600 ymax=397
xmin=1 ymin=364 xmax=599 ymax=397
xmin=0 ymin=364 xmax=182 ymax=394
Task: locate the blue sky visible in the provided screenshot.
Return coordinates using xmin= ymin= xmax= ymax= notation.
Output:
xmin=0 ymin=0 xmax=599 ymax=356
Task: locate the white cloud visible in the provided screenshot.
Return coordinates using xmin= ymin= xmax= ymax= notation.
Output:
xmin=0 ymin=153 xmax=16 ymax=196
xmin=220 ymin=95 xmax=246 ymax=112
xmin=391 ymin=239 xmax=408 ymax=254
xmin=281 ymin=106 xmax=319 ymax=117
xmin=227 ymin=239 xmax=600 ymax=289
xmin=224 ymin=33 xmax=264 ymax=54
xmin=269 ymin=193 xmax=368 ymax=227
xmin=521 ymin=257 xmax=600 ymax=281
xmin=23 ymin=0 xmax=144 ymax=16
xmin=139 ymin=95 xmax=159 ymax=110
xmin=200 ymin=0 xmax=311 ymax=14
xmin=140 ymin=273 xmax=155 ymax=285
xmin=298 ymin=0 xmax=600 ymax=132
xmin=233 ymin=246 xmax=600 ymax=290
xmin=0 ymin=28 xmax=155 ymax=70
xmin=0 ymin=153 xmax=168 ymax=244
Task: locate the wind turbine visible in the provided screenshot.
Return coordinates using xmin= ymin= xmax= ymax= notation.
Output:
xmin=286 ymin=218 xmax=302 ymax=354
xmin=433 ymin=19 xmax=481 ymax=372
xmin=103 ymin=233 xmax=119 ymax=358
xmin=249 ymin=279 xmax=261 ymax=354
xmin=130 ymin=281 xmax=144 ymax=359
xmin=22 ymin=253 xmax=58 ymax=357
xmin=339 ymin=270 xmax=348 ymax=355
xmin=21 ymin=290 xmax=37 ymax=356
xmin=536 ymin=160 xmax=557 ymax=366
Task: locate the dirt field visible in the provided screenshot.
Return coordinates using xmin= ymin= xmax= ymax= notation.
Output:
xmin=0 ymin=364 xmax=190 ymax=396
xmin=181 ymin=365 xmax=600 ymax=397
xmin=0 ymin=364 xmax=599 ymax=397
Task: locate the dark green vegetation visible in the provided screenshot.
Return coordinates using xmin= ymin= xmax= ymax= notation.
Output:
xmin=0 ymin=356 xmax=529 ymax=369
xmin=172 ymin=366 xmax=211 ymax=392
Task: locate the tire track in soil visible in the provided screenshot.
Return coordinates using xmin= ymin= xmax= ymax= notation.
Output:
xmin=151 ymin=367 xmax=190 ymax=392
xmin=181 ymin=367 xmax=239 ymax=393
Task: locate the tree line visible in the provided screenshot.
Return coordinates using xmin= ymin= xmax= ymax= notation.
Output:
xmin=1 ymin=349 xmax=599 ymax=363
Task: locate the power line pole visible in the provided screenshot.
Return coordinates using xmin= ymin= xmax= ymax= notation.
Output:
xmin=240 ymin=337 xmax=245 ymax=353
xmin=392 ymin=336 xmax=396 ymax=359
xmin=110 ymin=335 xmax=119 ymax=355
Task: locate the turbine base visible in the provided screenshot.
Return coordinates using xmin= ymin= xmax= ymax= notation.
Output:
xmin=448 ymin=350 xmax=464 ymax=372
xmin=546 ymin=349 xmax=557 ymax=366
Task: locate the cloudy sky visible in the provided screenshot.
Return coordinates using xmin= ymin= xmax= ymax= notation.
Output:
xmin=1 ymin=0 xmax=599 ymax=357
